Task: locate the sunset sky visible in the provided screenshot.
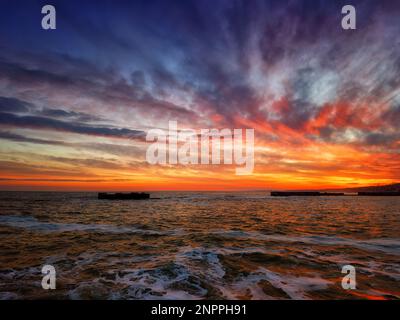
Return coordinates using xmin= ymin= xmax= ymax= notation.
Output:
xmin=0 ymin=0 xmax=399 ymax=191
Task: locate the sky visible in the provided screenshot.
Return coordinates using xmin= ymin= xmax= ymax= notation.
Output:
xmin=0 ymin=0 xmax=399 ymax=191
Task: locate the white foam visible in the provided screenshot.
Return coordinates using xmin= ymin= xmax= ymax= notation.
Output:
xmin=219 ymin=267 xmax=331 ymax=300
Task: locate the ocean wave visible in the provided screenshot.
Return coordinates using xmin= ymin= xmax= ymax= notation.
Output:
xmin=0 ymin=215 xmax=166 ymax=235
xmin=214 ymin=230 xmax=400 ymax=256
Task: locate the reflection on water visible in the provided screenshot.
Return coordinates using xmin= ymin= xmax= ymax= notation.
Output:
xmin=0 ymin=191 xmax=399 ymax=300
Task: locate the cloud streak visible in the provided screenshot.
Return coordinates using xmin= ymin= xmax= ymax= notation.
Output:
xmin=0 ymin=111 xmax=145 ymax=139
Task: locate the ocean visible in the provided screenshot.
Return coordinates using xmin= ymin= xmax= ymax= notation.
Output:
xmin=0 ymin=191 xmax=399 ymax=299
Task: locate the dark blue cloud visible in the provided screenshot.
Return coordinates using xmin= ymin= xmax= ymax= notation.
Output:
xmin=0 ymin=111 xmax=145 ymax=139
xmin=0 ymin=97 xmax=34 ymax=113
